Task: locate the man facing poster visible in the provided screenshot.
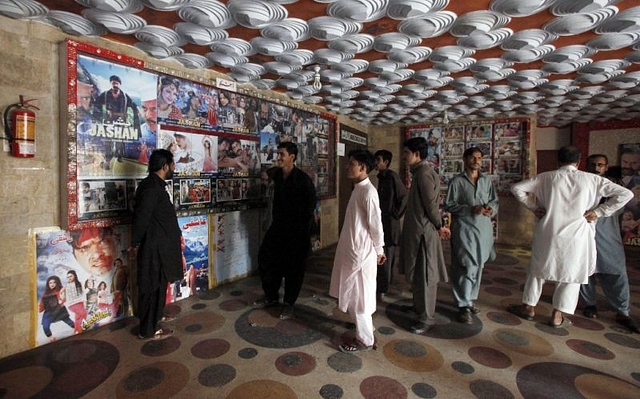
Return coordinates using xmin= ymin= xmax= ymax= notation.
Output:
xmin=131 ymin=149 xmax=183 ymax=340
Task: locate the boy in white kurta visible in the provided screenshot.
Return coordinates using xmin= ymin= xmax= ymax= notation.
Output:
xmin=330 ymin=149 xmax=386 ymax=352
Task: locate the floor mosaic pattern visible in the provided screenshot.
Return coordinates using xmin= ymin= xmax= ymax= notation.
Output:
xmin=0 ymin=244 xmax=638 ymax=398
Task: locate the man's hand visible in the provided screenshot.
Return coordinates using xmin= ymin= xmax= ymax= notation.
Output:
xmin=439 ymin=226 xmax=451 ymax=240
xmin=377 ymin=253 xmax=387 ymax=265
xmin=584 ymin=210 xmax=598 ymax=223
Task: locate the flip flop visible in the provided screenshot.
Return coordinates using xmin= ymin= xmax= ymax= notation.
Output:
xmin=507 ymin=304 xmax=534 ymax=321
xmin=338 ymin=342 xmax=374 ymax=353
xmin=550 ymin=317 xmax=573 ymax=329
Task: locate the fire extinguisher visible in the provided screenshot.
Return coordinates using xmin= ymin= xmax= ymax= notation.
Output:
xmin=3 ymin=95 xmax=39 ymax=158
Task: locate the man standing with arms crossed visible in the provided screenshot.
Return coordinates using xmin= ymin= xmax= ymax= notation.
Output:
xmin=580 ymin=154 xmax=639 ymax=333
xmin=445 ymin=147 xmax=498 ymax=324
xmin=131 ymin=149 xmax=183 ymax=340
xmin=400 ymin=137 xmax=451 ymax=334
xmin=374 ymin=149 xmax=408 ymax=300
xmin=255 ymin=142 xmax=317 ymax=320
xmin=508 ymin=146 xmax=632 ymax=328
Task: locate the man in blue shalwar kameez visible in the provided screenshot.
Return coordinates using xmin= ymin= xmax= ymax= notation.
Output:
xmin=445 ymin=147 xmax=498 ymax=324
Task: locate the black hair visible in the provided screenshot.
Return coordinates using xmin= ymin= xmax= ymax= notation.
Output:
xmin=349 ymin=149 xmax=376 ymax=174
xmin=159 ymin=76 xmax=180 ymax=90
xmin=278 ymin=142 xmax=298 ymax=162
xmin=148 ymin=149 xmax=174 ymax=173
xmin=374 ymin=149 xmax=392 ymax=164
xmin=558 ymin=146 xmax=581 ymax=165
xmin=586 ymin=154 xmax=608 ymax=164
xmin=404 ymin=137 xmax=428 ymax=160
xmin=67 ymin=270 xmax=82 ymax=291
xmin=463 ymin=146 xmax=484 ymax=158
xmin=109 ymin=75 xmax=121 ymax=84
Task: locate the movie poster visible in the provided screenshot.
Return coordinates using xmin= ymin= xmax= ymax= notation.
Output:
xmin=176 ymin=215 xmax=210 ymax=299
xmin=620 ymin=143 xmax=640 ymax=246
xmin=34 ymin=226 xmax=131 ymax=346
xmin=213 ymin=210 xmax=261 ymax=284
xmin=76 ymin=54 xmax=158 ymax=178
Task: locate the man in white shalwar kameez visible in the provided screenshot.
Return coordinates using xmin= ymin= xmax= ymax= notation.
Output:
xmin=508 ymin=146 xmax=632 ymax=328
xmin=330 ymin=149 xmax=386 ymax=352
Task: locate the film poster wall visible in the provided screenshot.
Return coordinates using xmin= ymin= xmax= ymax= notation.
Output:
xmin=406 ymin=119 xmax=530 ymax=237
xmin=31 ymin=40 xmax=336 ymax=347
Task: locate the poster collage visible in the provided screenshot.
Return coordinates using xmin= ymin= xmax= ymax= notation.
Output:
xmin=72 ymin=50 xmax=336 ymax=226
xmin=407 ymin=119 xmax=528 ymax=198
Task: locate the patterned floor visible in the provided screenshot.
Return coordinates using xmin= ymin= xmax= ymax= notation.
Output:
xmin=1 ymin=244 xmax=639 ymax=399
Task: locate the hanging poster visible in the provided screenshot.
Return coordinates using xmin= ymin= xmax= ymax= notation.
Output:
xmin=176 ymin=215 xmax=210 ymax=299
xmin=34 ymin=226 xmax=131 ymax=346
xmin=213 ymin=210 xmax=261 ymax=285
xmin=620 ymin=143 xmax=640 ymax=246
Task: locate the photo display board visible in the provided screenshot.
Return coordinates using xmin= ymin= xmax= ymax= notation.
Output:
xmin=62 ymin=39 xmax=336 ymax=230
xmin=406 ymin=118 xmax=531 ymax=197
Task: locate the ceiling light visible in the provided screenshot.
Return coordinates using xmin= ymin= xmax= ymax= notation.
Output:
xmin=313 ymin=65 xmax=322 ymax=91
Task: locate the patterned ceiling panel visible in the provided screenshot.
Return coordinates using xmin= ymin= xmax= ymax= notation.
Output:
xmin=3 ymin=0 xmax=640 ymax=127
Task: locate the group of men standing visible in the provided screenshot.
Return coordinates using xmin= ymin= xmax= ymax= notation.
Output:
xmin=129 ymin=140 xmax=637 ymax=344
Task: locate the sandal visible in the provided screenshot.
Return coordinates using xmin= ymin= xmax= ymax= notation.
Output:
xmin=549 ymin=317 xmax=573 ymax=329
xmin=507 ymin=304 xmax=534 ymax=321
xmin=338 ymin=340 xmax=375 ymax=353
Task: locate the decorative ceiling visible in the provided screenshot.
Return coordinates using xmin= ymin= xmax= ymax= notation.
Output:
xmin=3 ymin=0 xmax=640 ymax=127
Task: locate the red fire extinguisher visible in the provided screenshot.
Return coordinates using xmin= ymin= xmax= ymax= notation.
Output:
xmin=3 ymin=95 xmax=39 ymax=158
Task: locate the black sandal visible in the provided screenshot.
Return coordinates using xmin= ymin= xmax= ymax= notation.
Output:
xmin=507 ymin=304 xmax=534 ymax=321
xmin=339 ymin=342 xmax=373 ymax=353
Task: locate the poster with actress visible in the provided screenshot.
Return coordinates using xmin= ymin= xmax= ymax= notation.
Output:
xmin=178 ymin=215 xmax=210 ymax=297
xmin=34 ymin=226 xmax=131 ymax=346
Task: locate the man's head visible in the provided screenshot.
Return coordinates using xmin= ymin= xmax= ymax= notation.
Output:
xmin=463 ymin=146 xmax=483 ymax=172
xmin=149 ymin=149 xmax=175 ymax=179
xmin=347 ymin=149 xmax=375 ymax=182
xmin=586 ymin=154 xmax=608 ymax=176
xmin=374 ymin=149 xmax=392 ymax=172
xmin=77 ymin=81 xmax=93 ymax=114
xmin=277 ymin=142 xmax=298 ymax=168
xmin=71 ymin=228 xmax=116 ymax=276
xmin=231 ymin=139 xmax=242 ymax=156
xmin=558 ymin=146 xmax=581 ymax=166
xmin=403 ymin=137 xmax=428 ymax=166
xmin=621 ymin=148 xmax=640 ymax=175
xmin=109 ymin=75 xmax=121 ymax=93
xmin=141 ymin=98 xmax=157 ymax=131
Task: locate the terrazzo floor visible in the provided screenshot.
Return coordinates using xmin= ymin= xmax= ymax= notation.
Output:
xmin=1 ymin=243 xmax=639 ymax=399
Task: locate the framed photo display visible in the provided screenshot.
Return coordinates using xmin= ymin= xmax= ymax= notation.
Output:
xmin=406 ymin=118 xmax=531 ymax=197
xmin=61 ymin=40 xmax=337 ymax=230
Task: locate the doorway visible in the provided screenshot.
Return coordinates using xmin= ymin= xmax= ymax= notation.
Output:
xmin=337 ymin=126 xmax=368 ymax=231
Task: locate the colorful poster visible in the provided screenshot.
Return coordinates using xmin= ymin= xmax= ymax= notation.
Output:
xmin=177 ymin=215 xmax=210 ymax=299
xmin=213 ymin=210 xmax=261 ymax=284
xmin=156 ymin=76 xmax=221 ymax=131
xmin=76 ymin=54 xmax=158 ymax=179
xmin=34 ymin=226 xmax=131 ymax=346
xmin=620 ymin=143 xmax=640 ymax=245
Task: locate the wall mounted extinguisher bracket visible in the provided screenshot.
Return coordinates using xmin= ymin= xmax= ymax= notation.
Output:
xmin=3 ymin=95 xmax=39 ymax=158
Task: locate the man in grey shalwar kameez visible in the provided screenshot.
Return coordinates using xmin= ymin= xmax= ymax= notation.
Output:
xmin=580 ymin=154 xmax=639 ymax=333
xmin=445 ymin=147 xmax=498 ymax=324
xmin=399 ymin=137 xmax=450 ymax=334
